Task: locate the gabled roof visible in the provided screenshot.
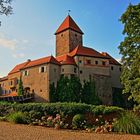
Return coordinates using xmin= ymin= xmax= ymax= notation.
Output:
xmin=22 ymin=56 xmax=60 ymax=69
xmin=55 ymin=15 xmax=83 ymax=35
xmin=69 ymin=45 xmax=109 ymax=59
xmin=102 ymin=52 xmax=121 ymax=65
xmin=8 ymin=61 xmax=30 ymax=75
xmin=56 ymin=54 xmax=76 ymax=65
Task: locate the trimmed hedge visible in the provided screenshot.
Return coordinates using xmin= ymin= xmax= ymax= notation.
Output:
xmin=0 ymin=102 xmax=124 ymax=117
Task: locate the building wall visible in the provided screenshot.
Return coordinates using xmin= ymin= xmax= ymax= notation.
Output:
xmin=69 ymin=30 xmax=82 ymax=52
xmin=21 ymin=64 xmax=49 ymax=102
xmin=56 ymin=30 xmax=82 ymax=57
xmin=73 ymin=56 xmax=112 ymax=105
xmin=110 ymin=64 xmax=122 ymax=88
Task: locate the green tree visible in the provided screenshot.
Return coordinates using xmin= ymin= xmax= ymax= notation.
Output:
xmin=18 ymin=78 xmax=24 ymax=96
xmin=49 ymin=82 xmax=57 ymax=102
xmin=118 ymin=3 xmax=140 ymax=104
xmin=0 ymin=0 xmax=13 ymax=25
xmin=56 ymin=75 xmax=82 ymax=102
xmin=81 ymin=79 xmax=101 ymax=105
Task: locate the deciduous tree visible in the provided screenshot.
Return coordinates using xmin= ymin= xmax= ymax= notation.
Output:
xmin=0 ymin=0 xmax=13 ymax=25
xmin=118 ymin=3 xmax=140 ymax=104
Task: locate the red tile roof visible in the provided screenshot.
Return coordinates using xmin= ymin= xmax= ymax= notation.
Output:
xmin=56 ymin=54 xmax=76 ymax=65
xmin=69 ymin=45 xmax=109 ymax=59
xmin=102 ymin=52 xmax=121 ymax=65
xmin=22 ymin=56 xmax=60 ymax=69
xmin=55 ymin=15 xmax=83 ymax=35
xmin=8 ymin=61 xmax=30 ymax=75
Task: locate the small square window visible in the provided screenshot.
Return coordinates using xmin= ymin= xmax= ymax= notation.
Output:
xmin=61 ymin=34 xmax=63 ymax=37
xmin=79 ymin=60 xmax=82 ymax=63
xmin=74 ymin=68 xmax=77 ymax=73
xmin=111 ymin=66 xmax=114 ymax=70
xmin=86 ymin=60 xmax=91 ymax=64
xmin=119 ymin=67 xmax=122 ymax=72
xmin=24 ymin=70 xmax=28 ymax=76
xmin=102 ymin=61 xmax=106 ymax=66
xmin=95 ymin=61 xmax=98 ymax=65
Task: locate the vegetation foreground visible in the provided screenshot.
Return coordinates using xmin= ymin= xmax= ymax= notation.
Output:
xmin=0 ymin=101 xmax=140 ymax=135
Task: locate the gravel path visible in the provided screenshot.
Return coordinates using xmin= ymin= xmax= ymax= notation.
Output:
xmin=0 ymin=122 xmax=140 ymax=140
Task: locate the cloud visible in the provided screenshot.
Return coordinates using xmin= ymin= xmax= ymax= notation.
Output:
xmin=12 ymin=53 xmax=25 ymax=58
xmin=0 ymin=38 xmax=18 ymax=50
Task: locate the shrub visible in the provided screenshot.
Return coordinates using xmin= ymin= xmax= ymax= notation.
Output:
xmin=72 ymin=114 xmax=86 ymax=129
xmin=113 ymin=111 xmax=140 ymax=134
xmin=7 ymin=112 xmax=28 ymax=124
xmin=90 ymin=105 xmax=124 ymax=115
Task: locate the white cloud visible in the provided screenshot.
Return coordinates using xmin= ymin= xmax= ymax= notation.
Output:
xmin=12 ymin=53 xmax=25 ymax=58
xmin=0 ymin=38 xmax=18 ymax=50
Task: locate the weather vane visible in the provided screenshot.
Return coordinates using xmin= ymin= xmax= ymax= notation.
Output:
xmin=68 ymin=10 xmax=71 ymax=15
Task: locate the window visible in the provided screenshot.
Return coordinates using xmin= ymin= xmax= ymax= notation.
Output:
xmin=74 ymin=68 xmax=77 ymax=73
xmin=39 ymin=66 xmax=46 ymax=73
xmin=23 ymin=70 xmax=29 ymax=76
xmin=102 ymin=61 xmax=106 ymax=66
xmin=62 ymin=68 xmax=64 ymax=72
xmin=10 ymin=81 xmax=13 ymax=85
xmin=95 ymin=61 xmax=98 ymax=65
xmin=119 ymin=67 xmax=122 ymax=72
xmin=75 ymin=34 xmax=77 ymax=37
xmin=111 ymin=66 xmax=114 ymax=70
xmin=86 ymin=60 xmax=91 ymax=64
xmin=61 ymin=34 xmax=63 ymax=37
xmin=79 ymin=60 xmax=82 ymax=64
xmin=80 ymin=70 xmax=83 ymax=74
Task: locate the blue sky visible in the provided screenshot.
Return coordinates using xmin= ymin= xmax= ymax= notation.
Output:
xmin=0 ymin=0 xmax=139 ymax=77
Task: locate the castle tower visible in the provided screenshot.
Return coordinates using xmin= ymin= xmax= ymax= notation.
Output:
xmin=55 ymin=15 xmax=83 ymax=57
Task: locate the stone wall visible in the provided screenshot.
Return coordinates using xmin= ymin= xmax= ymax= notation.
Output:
xmin=56 ymin=30 xmax=82 ymax=57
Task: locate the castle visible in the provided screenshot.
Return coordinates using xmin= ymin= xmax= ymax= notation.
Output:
xmin=0 ymin=15 xmax=122 ymax=105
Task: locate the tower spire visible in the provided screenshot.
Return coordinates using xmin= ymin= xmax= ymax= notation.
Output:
xmin=67 ymin=10 xmax=71 ymax=15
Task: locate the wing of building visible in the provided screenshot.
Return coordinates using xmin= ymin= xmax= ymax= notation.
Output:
xmin=0 ymin=15 xmax=122 ymax=104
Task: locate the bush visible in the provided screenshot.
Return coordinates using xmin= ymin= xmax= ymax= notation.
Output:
xmin=72 ymin=114 xmax=86 ymax=129
xmin=7 ymin=112 xmax=28 ymax=124
xmin=113 ymin=111 xmax=140 ymax=134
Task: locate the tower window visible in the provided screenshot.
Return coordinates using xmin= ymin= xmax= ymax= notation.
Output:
xmin=111 ymin=66 xmax=114 ymax=70
xmin=95 ymin=61 xmax=98 ymax=65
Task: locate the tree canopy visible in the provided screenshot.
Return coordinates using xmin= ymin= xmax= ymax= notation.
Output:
xmin=118 ymin=3 xmax=140 ymax=104
xmin=0 ymin=0 xmax=13 ymax=25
